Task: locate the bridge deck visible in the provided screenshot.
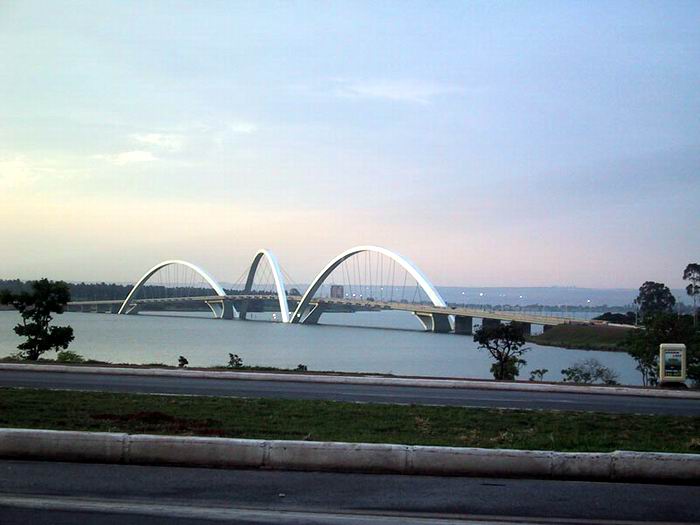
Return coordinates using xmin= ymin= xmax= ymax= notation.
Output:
xmin=68 ymin=295 xmax=580 ymax=326
xmin=309 ymin=298 xmax=576 ymax=326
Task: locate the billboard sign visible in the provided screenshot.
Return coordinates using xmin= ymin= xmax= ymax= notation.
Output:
xmin=659 ymin=344 xmax=686 ymax=383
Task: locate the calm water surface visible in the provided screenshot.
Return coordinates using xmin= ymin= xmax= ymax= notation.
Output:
xmin=0 ymin=310 xmax=641 ymax=385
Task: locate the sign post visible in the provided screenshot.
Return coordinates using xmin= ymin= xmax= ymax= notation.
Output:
xmin=659 ymin=344 xmax=687 ymax=386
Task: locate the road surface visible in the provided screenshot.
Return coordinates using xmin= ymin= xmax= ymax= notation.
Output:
xmin=1 ymin=460 xmax=699 ymax=524
xmin=0 ymin=369 xmax=698 ymax=415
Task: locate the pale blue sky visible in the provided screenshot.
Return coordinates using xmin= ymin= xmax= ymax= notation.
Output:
xmin=1 ymin=1 xmax=698 ymax=288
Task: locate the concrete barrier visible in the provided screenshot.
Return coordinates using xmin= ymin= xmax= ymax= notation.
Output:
xmin=0 ymin=429 xmax=126 ymax=463
xmin=128 ymin=435 xmax=266 ymax=469
xmin=2 ymin=363 xmax=699 ymax=400
xmin=612 ymin=451 xmax=700 ymax=482
xmin=266 ymin=440 xmax=409 ymax=474
xmin=0 ymin=428 xmax=698 ymax=483
xmin=551 ymin=451 xmax=611 ymax=480
xmin=409 ymin=445 xmax=552 ymax=478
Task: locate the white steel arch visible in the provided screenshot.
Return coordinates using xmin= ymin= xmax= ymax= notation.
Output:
xmin=118 ymin=260 xmax=228 ymax=315
xmin=290 ymin=245 xmax=447 ymax=323
xmin=244 ymin=249 xmax=290 ymax=323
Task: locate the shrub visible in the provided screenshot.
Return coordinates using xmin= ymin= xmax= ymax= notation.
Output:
xmin=227 ymin=353 xmax=243 ymax=369
xmin=529 ymin=368 xmax=548 ymax=382
xmin=593 ymin=312 xmax=636 ymax=325
xmin=489 ymin=356 xmax=526 ymax=381
xmin=561 ymin=358 xmax=618 ymax=385
xmin=56 ymin=350 xmax=85 ymax=363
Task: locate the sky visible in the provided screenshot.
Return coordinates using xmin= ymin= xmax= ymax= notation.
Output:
xmin=0 ymin=1 xmax=698 ymax=289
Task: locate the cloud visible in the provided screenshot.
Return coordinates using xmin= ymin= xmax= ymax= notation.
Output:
xmin=0 ymin=154 xmax=84 ymax=191
xmin=0 ymin=155 xmax=37 ymax=191
xmin=130 ymin=133 xmax=184 ymax=151
xmin=229 ymin=122 xmax=257 ymax=134
xmin=96 ymin=150 xmax=158 ymax=165
xmin=331 ymin=78 xmax=461 ymax=104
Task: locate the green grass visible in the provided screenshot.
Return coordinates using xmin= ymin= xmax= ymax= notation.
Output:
xmin=0 ymin=388 xmax=698 ymax=453
xmin=529 ymin=323 xmax=635 ymax=351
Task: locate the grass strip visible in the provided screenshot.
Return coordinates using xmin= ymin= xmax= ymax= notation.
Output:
xmin=0 ymin=388 xmax=698 ymax=453
xmin=528 ymin=323 xmax=634 ymax=351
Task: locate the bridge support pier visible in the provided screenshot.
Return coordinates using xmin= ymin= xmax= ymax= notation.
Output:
xmin=481 ymin=318 xmax=501 ymax=330
xmin=513 ymin=321 xmax=531 ymax=336
xmin=414 ymin=312 xmax=452 ymax=333
xmin=122 ymin=304 xmax=142 ymax=315
xmin=237 ymin=300 xmax=250 ymax=320
xmin=542 ymin=324 xmax=554 ymax=333
xmin=300 ymin=303 xmax=326 ymax=325
xmin=206 ymin=300 xmax=235 ymax=320
xmin=454 ymin=315 xmax=473 ymax=335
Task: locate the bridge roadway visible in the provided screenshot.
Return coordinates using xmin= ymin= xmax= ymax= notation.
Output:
xmin=1 ymin=368 xmax=698 ymax=415
xmin=67 ymin=295 xmax=580 ymax=330
xmin=313 ymin=297 xmax=574 ymax=327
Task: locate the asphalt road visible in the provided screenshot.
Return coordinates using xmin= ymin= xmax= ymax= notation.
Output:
xmin=1 ymin=460 xmax=699 ymax=524
xmin=0 ymin=369 xmax=698 ymax=415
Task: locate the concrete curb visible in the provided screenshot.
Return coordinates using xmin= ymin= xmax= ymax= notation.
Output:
xmin=1 ymin=429 xmax=698 ymax=483
xmin=2 ymin=363 xmax=699 ymax=400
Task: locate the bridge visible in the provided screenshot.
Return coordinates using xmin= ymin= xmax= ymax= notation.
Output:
xmin=67 ymin=245 xmax=582 ymax=335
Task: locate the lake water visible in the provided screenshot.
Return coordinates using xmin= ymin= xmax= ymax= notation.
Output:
xmin=0 ymin=310 xmax=642 ymax=385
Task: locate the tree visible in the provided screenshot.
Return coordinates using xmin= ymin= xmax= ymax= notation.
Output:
xmin=473 ymin=322 xmax=528 ymax=381
xmin=0 ymin=279 xmax=74 ymax=361
xmin=634 ymin=281 xmax=676 ymax=322
xmin=623 ymin=312 xmax=700 ymax=386
xmin=683 ymin=263 xmax=700 ymax=328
